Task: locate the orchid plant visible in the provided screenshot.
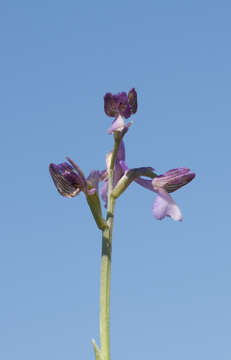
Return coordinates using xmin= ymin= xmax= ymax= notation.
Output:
xmin=49 ymin=89 xmax=195 ymax=360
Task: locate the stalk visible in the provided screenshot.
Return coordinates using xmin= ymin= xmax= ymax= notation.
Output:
xmin=99 ymin=136 xmax=120 ymax=360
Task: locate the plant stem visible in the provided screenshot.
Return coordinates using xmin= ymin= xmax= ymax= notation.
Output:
xmin=99 ymin=136 xmax=120 ymax=360
xmin=100 ymin=203 xmax=114 ymax=360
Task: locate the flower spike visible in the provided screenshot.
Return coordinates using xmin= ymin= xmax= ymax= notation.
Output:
xmin=49 ymin=87 xmax=196 ymax=360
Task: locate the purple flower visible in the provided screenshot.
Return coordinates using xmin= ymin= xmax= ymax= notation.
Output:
xmin=104 ymin=89 xmax=137 ymax=118
xmin=104 ymin=88 xmax=137 ymax=134
xmin=49 ymin=160 xmax=107 ymax=230
xmin=49 ymin=162 xmax=82 ymax=198
xmin=136 ymin=168 xmax=195 ymax=221
xmin=49 ymin=160 xmax=101 ymax=198
xmin=100 ymin=136 xmax=195 ymax=221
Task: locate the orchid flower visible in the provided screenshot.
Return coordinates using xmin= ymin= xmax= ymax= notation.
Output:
xmin=104 ymin=88 xmax=137 ymax=134
xmin=49 ymin=160 xmax=107 ymax=230
xmin=100 ymin=140 xmax=195 ymax=222
xmin=135 ymin=168 xmax=195 ymax=221
xmin=49 ymin=162 xmax=83 ymax=198
xmin=49 ymin=160 xmax=101 ymax=197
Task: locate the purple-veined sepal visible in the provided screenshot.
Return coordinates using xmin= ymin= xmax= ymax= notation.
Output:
xmin=49 ymin=162 xmax=82 ymax=198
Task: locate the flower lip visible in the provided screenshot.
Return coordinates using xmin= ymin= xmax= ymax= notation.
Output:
xmin=49 ymin=162 xmax=82 ymax=198
xmin=152 ymin=189 xmax=183 ymax=221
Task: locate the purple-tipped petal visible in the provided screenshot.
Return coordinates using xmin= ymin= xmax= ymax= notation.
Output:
xmin=152 ymin=189 xmax=182 ymax=221
xmin=49 ymin=162 xmax=82 ymax=198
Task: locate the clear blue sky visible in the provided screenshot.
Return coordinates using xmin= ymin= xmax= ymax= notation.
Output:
xmin=1 ymin=1 xmax=230 ymax=359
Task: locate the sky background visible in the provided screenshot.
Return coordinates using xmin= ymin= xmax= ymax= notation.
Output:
xmin=0 ymin=1 xmax=231 ymax=359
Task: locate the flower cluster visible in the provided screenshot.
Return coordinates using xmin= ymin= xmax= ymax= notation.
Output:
xmin=49 ymin=89 xmax=195 ymax=222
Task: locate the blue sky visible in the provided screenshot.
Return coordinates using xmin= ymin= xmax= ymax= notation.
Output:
xmin=1 ymin=1 xmax=231 ymax=359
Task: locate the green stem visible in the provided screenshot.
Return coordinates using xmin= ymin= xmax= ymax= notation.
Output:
xmin=86 ymin=192 xmax=108 ymax=231
xmin=99 ymin=136 xmax=120 ymax=360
